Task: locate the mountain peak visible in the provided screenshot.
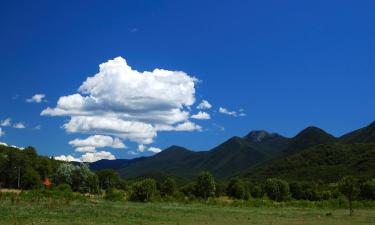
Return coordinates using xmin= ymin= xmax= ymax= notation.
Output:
xmin=283 ymin=126 xmax=336 ymax=155
xmin=295 ymin=126 xmax=335 ymax=139
xmin=245 ymin=130 xmax=278 ymax=143
xmin=156 ymin=145 xmax=192 ymax=157
xmin=163 ymin=145 xmax=188 ymax=151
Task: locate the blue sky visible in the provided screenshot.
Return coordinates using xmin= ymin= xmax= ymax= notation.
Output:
xmin=0 ymin=0 xmax=374 ymax=161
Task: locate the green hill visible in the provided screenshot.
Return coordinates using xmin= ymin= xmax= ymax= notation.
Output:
xmin=282 ymin=126 xmax=336 ymax=155
xmin=340 ymin=121 xmax=375 ymax=143
xmin=116 ymin=133 xmax=287 ymax=180
xmin=243 ymin=143 xmax=375 ymax=182
xmin=91 ymin=120 xmax=375 ymax=181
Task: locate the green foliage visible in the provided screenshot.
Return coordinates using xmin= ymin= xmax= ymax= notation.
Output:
xmin=180 ymin=182 xmax=196 ymax=198
xmin=360 ymin=179 xmax=375 ymax=200
xmin=130 ymin=178 xmax=157 ymax=202
xmin=195 ymin=172 xmax=216 ymax=199
xmin=214 ymin=181 xmax=227 ymax=197
xmin=264 ymin=178 xmax=290 ymax=202
xmin=95 ymin=169 xmax=120 ymax=190
xmin=54 ymin=163 xmax=75 ymax=186
xmin=161 ymin=177 xmax=177 ymax=197
xmin=71 ymin=164 xmax=98 ymax=193
xmin=54 ymin=183 xmax=72 ymax=192
xmin=289 ymin=182 xmax=303 ymax=199
xmin=0 ymin=145 xmax=60 ymax=189
xmin=21 ymin=168 xmax=42 ymax=189
xmin=250 ymin=184 xmax=263 ymax=198
xmin=54 ymin=163 xmax=99 ymax=193
xmin=339 ymin=176 xmax=359 ymax=200
xmin=104 ymin=188 xmax=124 ymax=201
xmin=339 ymin=176 xmax=360 ymax=215
xmin=246 ymin=143 xmax=375 ymax=182
xmin=227 ymin=178 xmax=246 ymax=199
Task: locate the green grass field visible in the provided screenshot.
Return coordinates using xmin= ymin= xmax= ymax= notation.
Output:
xmin=1 ymin=199 xmax=375 ymax=225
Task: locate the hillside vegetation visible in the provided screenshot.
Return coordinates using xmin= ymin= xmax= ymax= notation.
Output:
xmin=91 ymin=121 xmax=375 ymax=182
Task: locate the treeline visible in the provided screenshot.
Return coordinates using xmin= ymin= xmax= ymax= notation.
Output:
xmin=1 ymin=144 xmax=375 ymax=215
xmin=0 ymin=145 xmax=59 ymax=189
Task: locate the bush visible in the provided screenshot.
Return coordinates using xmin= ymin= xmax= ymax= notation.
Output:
xmin=21 ymin=168 xmax=42 ymax=189
xmin=54 ymin=163 xmax=75 ymax=186
xmin=290 ymin=182 xmax=303 ymax=200
xmin=227 ymin=178 xmax=246 ymax=199
xmin=264 ymin=178 xmax=290 ymax=202
xmin=96 ymin=169 xmax=120 ymax=190
xmin=360 ymin=179 xmax=375 ymax=200
xmin=195 ymin=172 xmax=216 ymax=200
xmin=130 ymin=179 xmax=156 ymax=202
xmin=339 ymin=176 xmax=359 ymax=215
xmin=104 ymin=188 xmax=124 ymax=201
xmin=54 ymin=183 xmax=72 ymax=192
xmin=180 ymin=182 xmax=196 ymax=198
xmin=161 ymin=177 xmax=177 ymax=197
xmin=250 ymin=184 xmax=263 ymax=198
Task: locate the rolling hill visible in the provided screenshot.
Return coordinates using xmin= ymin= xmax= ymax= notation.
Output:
xmin=243 ymin=143 xmax=375 ymax=182
xmin=282 ymin=126 xmax=336 ymax=155
xmin=91 ymin=131 xmax=291 ymax=179
xmin=339 ymin=121 xmax=375 ymax=143
xmin=90 ymin=121 xmax=375 ymax=181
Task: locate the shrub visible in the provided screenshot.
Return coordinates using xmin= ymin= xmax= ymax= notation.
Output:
xmin=227 ymin=178 xmax=246 ymax=199
xmin=264 ymin=178 xmax=290 ymax=202
xmin=104 ymin=188 xmax=124 ymax=201
xmin=54 ymin=183 xmax=72 ymax=192
xmin=95 ymin=169 xmax=120 ymax=190
xmin=180 ymin=182 xmax=196 ymax=198
xmin=21 ymin=168 xmax=42 ymax=189
xmin=54 ymin=163 xmax=75 ymax=186
xmin=360 ymin=179 xmax=375 ymax=200
xmin=250 ymin=184 xmax=263 ymax=198
xmin=130 ymin=179 xmax=156 ymax=202
xmin=161 ymin=177 xmax=177 ymax=197
xmin=195 ymin=172 xmax=216 ymax=200
xmin=289 ymin=182 xmax=303 ymax=200
xmin=339 ymin=176 xmax=359 ymax=216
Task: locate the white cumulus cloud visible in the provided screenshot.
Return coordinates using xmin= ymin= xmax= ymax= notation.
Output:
xmin=41 ymin=57 xmax=201 ymax=145
xmin=75 ymin=146 xmax=97 ymax=153
xmin=26 ymin=94 xmax=46 ymax=103
xmin=0 ymin=118 xmax=12 ymax=127
xmin=155 ymin=121 xmax=202 ymax=132
xmin=54 ymin=155 xmax=80 ymax=162
xmin=80 ymin=151 xmax=116 ymax=162
xmin=137 ymin=144 xmax=146 ymax=152
xmin=191 ymin=111 xmax=211 ymax=120
xmin=69 ymin=135 xmax=126 ymax=153
xmin=135 ymin=144 xmax=162 ymax=154
xmin=0 ymin=128 xmax=4 ymax=137
xmin=148 ymin=147 xmax=162 ymax=153
xmin=197 ymin=100 xmax=212 ymax=109
xmin=13 ymin=122 xmax=26 ymax=129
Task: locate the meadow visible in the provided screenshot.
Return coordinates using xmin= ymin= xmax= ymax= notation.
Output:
xmin=1 ymin=193 xmax=375 ymax=225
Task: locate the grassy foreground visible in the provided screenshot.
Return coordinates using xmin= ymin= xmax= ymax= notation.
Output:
xmin=1 ymin=199 xmax=375 ymax=225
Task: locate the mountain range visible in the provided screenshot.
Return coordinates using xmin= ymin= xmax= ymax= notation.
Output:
xmin=90 ymin=121 xmax=375 ymax=181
